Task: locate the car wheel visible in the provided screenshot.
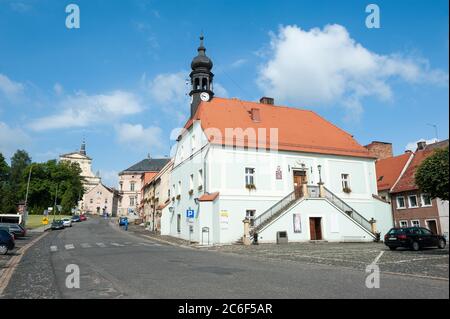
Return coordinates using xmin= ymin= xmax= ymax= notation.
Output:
xmin=411 ymin=241 xmax=420 ymax=251
xmin=389 ymin=246 xmax=397 ymax=251
xmin=438 ymin=239 xmax=446 ymax=249
xmin=0 ymin=245 xmax=8 ymax=255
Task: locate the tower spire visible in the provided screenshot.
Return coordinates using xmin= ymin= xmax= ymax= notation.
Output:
xmin=80 ymin=139 xmax=86 ymax=156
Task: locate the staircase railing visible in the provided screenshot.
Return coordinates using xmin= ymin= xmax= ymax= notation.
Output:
xmin=323 ymin=186 xmax=373 ymax=233
xmin=252 ymin=190 xmax=297 ymax=231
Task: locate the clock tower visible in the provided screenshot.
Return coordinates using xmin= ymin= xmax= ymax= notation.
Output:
xmin=189 ymin=34 xmax=214 ymax=117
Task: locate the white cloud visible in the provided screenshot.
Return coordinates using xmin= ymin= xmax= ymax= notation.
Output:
xmin=230 ymin=59 xmax=247 ymax=68
xmin=0 ymin=73 xmax=24 ymax=101
xmin=100 ymin=170 xmax=119 ymax=189
xmin=53 ymin=83 xmax=64 ymax=96
xmin=405 ymin=138 xmax=439 ymax=152
xmin=0 ymin=121 xmax=31 ymax=159
xmin=116 ymin=123 xmax=163 ymax=152
xmin=258 ymin=24 xmax=449 ymax=120
xmin=10 ymin=2 xmax=32 ymax=13
xmin=148 ymin=71 xmax=188 ymax=105
xmin=29 ymin=90 xmax=143 ymax=131
xmin=214 ymin=82 xmax=228 ymax=97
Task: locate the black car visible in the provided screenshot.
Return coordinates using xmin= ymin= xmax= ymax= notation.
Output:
xmin=384 ymin=227 xmax=447 ymax=251
xmin=0 ymin=223 xmax=26 ymax=238
xmin=51 ymin=220 xmax=65 ymax=230
xmin=0 ymin=229 xmax=15 ymax=255
xmin=71 ymin=215 xmax=81 ymax=222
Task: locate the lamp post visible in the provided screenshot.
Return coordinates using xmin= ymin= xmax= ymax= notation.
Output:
xmin=317 ymin=165 xmax=322 ymax=184
xmin=23 ymin=164 xmax=33 ymax=227
xmin=53 ymin=183 xmax=59 ymax=221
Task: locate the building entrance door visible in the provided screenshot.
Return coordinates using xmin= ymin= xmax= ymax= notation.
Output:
xmin=309 ymin=217 xmax=323 ymax=240
xmin=293 ymin=170 xmax=307 ymax=199
xmin=426 ymin=220 xmax=438 ymax=234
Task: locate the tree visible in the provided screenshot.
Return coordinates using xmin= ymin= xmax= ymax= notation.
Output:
xmin=0 ymin=153 xmax=14 ymax=214
xmin=0 ymin=153 xmax=9 ymax=183
xmin=415 ymin=147 xmax=449 ymax=201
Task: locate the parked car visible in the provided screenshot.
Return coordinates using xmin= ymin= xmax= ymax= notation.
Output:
xmin=80 ymin=214 xmax=87 ymax=221
xmin=0 ymin=223 xmax=26 ymax=238
xmin=62 ymin=218 xmax=72 ymax=228
xmin=51 ymin=220 xmax=65 ymax=230
xmin=71 ymin=215 xmax=81 ymax=222
xmin=384 ymin=227 xmax=447 ymax=251
xmin=0 ymin=226 xmax=15 ymax=240
xmin=0 ymin=229 xmax=15 ymax=255
xmin=118 ymin=217 xmax=128 ymax=226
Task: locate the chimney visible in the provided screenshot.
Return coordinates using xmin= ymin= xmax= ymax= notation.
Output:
xmin=364 ymin=141 xmax=393 ymax=160
xmin=259 ymin=97 xmax=274 ymax=105
xmin=417 ymin=141 xmax=427 ymax=151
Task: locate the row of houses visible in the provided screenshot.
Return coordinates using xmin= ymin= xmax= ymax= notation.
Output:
xmin=113 ymin=36 xmax=448 ymax=245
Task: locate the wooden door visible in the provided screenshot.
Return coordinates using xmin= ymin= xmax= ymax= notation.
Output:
xmin=293 ymin=171 xmax=307 ymax=199
xmin=309 ymin=217 xmax=323 ymax=240
xmin=427 ymin=220 xmax=438 ymax=235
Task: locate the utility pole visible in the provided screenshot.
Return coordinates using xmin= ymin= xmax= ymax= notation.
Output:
xmin=23 ymin=164 xmax=32 ymax=227
xmin=53 ymin=184 xmax=59 ymax=221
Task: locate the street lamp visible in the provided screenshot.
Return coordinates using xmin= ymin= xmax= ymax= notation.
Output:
xmin=317 ymin=165 xmax=322 ymax=184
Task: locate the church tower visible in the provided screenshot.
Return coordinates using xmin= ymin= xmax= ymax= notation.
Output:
xmin=189 ymin=34 xmax=214 ymax=117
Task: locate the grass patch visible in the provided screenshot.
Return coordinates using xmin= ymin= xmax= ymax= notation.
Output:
xmin=25 ymin=214 xmax=72 ymax=229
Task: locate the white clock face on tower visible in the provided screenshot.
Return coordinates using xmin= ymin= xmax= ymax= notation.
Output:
xmin=200 ymin=92 xmax=210 ymax=102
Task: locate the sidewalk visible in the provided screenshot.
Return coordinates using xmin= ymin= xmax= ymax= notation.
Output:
xmin=27 ymin=224 xmax=51 ymax=233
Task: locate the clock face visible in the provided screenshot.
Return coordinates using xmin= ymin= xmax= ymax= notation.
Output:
xmin=200 ymin=92 xmax=210 ymax=102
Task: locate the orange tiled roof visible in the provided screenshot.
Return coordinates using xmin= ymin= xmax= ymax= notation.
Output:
xmin=375 ymin=153 xmax=412 ymax=191
xmin=198 ymin=192 xmax=219 ymax=202
xmin=184 ymin=97 xmax=374 ymax=159
xmin=391 ymin=140 xmax=449 ymax=193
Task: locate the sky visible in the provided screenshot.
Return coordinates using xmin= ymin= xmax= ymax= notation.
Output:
xmin=0 ymin=0 xmax=448 ymax=187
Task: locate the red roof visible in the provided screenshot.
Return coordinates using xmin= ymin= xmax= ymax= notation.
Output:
xmin=184 ymin=97 xmax=374 ymax=158
xmin=375 ymin=153 xmax=412 ymax=191
xmin=391 ymin=140 xmax=449 ymax=193
xmin=198 ymin=192 xmax=219 ymax=202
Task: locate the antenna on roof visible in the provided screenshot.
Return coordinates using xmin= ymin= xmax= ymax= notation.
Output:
xmin=147 ymin=153 xmax=152 ymax=159
xmin=427 ymin=123 xmax=439 ymax=141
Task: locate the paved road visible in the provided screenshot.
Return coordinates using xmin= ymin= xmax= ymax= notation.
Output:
xmin=1 ymin=217 xmax=448 ymax=298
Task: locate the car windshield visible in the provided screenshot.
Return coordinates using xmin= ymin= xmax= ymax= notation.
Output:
xmin=388 ymin=228 xmax=405 ymax=235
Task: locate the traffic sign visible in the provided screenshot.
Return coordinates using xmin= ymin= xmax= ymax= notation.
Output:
xmin=186 ymin=209 xmax=195 ymax=218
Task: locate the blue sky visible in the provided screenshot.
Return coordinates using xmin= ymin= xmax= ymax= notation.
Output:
xmin=0 ymin=0 xmax=448 ymax=187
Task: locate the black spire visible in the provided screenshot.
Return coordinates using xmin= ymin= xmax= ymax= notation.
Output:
xmin=189 ymin=34 xmax=214 ymax=117
xmin=80 ymin=139 xmax=86 ymax=156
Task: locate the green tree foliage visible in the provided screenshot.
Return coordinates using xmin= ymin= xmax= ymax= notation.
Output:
xmin=415 ymin=147 xmax=449 ymax=201
xmin=0 ymin=150 xmax=85 ymax=215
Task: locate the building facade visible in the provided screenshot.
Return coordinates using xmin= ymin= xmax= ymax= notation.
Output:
xmin=118 ymin=158 xmax=170 ymax=218
xmin=389 ymin=140 xmax=449 ymax=238
xmin=161 ymin=37 xmax=392 ymax=245
xmin=83 ymin=183 xmax=119 ymax=216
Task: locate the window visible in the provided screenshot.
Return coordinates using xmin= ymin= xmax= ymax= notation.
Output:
xmin=246 ymin=210 xmax=256 ymax=226
xmin=198 ymin=169 xmax=203 ymax=188
xmin=421 ymin=194 xmax=432 ymax=207
xmin=90 ymin=199 xmax=93 ymax=204
xmin=245 ymin=168 xmax=255 ymax=186
xmin=396 ymin=196 xmax=406 ymax=209
xmin=421 ymin=228 xmax=432 ymax=235
xmin=119 ymin=182 xmax=123 ymax=191
xmin=408 ymin=195 xmax=418 ymax=208
xmin=168 ymin=189 xmax=171 ymax=198
xmin=130 ymin=182 xmax=135 ymax=192
xmin=189 ymin=174 xmax=194 ymax=191
xmin=411 ymin=220 xmax=420 ymax=227
xmin=177 ymin=214 xmax=181 ymax=233
xmin=105 ymin=199 xmax=108 ymax=204
xmin=341 ymin=174 xmax=350 ymax=191
xmin=178 ymin=181 xmax=182 ymax=195
xmin=130 ymin=196 xmax=135 ymax=206
xmin=399 ymin=220 xmax=408 ymax=228
xmin=172 ymin=184 xmax=176 ymax=198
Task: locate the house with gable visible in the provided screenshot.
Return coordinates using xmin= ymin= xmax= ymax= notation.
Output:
xmin=161 ymin=36 xmax=393 ymax=245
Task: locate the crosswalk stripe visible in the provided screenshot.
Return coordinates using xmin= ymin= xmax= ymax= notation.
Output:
xmin=50 ymin=245 xmax=58 ymax=252
xmin=96 ymin=242 xmax=106 ymax=247
xmin=81 ymin=243 xmax=92 ymax=248
xmin=65 ymin=244 xmax=75 ymax=250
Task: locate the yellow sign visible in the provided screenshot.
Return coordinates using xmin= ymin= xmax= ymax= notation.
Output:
xmin=42 ymin=217 xmax=49 ymax=225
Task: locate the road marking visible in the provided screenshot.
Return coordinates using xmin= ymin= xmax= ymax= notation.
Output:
xmin=65 ymin=244 xmax=75 ymax=250
xmin=111 ymin=243 xmax=124 ymax=247
xmin=96 ymin=243 xmax=106 ymax=247
xmin=81 ymin=243 xmax=92 ymax=248
xmin=50 ymin=245 xmax=58 ymax=252
xmin=372 ymin=251 xmax=384 ymax=265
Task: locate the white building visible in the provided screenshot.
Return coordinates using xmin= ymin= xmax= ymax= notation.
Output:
xmin=162 ymin=37 xmax=392 ymax=245
xmin=83 ymin=183 xmax=119 ymax=217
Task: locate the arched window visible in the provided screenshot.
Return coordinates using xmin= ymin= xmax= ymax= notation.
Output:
xmin=194 ymin=78 xmax=200 ymax=90
xmin=202 ymin=78 xmax=208 ymax=90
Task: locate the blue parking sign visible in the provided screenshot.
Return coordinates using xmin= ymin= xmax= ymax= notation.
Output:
xmin=186 ymin=209 xmax=195 ymax=218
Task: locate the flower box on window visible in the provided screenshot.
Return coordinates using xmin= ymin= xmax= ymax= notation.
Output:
xmin=176 ymin=194 xmax=181 ymax=200
xmin=343 ymin=187 xmax=352 ymax=194
xmin=245 ymin=184 xmax=257 ymax=191
xmin=188 ymin=189 xmax=194 ymax=196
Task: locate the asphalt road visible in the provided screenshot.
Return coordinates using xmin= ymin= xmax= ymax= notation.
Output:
xmin=1 ymin=217 xmax=448 ymax=299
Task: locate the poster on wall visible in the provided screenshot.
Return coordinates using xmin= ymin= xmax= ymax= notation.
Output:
xmin=220 ymin=210 xmax=229 ymax=230
xmin=293 ymin=213 xmax=302 ymax=233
